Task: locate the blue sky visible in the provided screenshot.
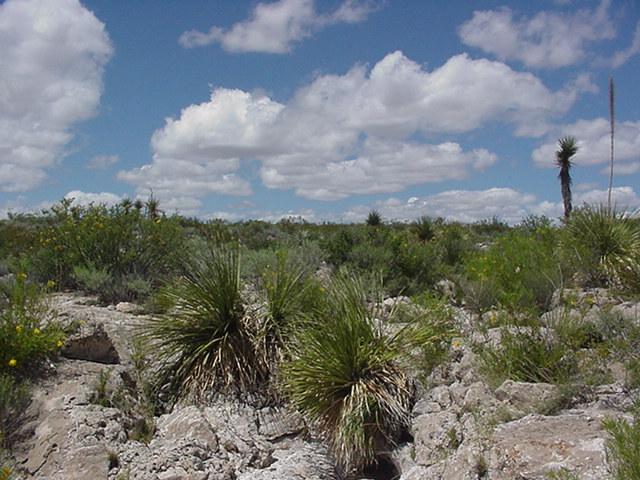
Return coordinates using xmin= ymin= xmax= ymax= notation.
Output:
xmin=1 ymin=0 xmax=639 ymax=223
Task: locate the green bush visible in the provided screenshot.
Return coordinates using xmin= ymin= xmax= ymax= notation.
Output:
xmin=141 ymin=246 xmax=267 ymax=402
xmin=0 ymin=274 xmax=64 ymax=376
xmin=464 ymin=227 xmax=563 ymax=313
xmin=283 ymin=273 xmax=452 ymax=474
xmin=564 ymin=205 xmax=640 ymax=291
xmin=28 ymin=199 xmax=186 ymax=303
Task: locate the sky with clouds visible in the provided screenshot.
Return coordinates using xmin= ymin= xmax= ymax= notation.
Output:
xmin=1 ymin=0 xmax=639 ymax=223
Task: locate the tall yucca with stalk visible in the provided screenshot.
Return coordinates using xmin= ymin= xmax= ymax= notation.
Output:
xmin=141 ymin=245 xmax=267 ymax=401
xmin=567 ymin=205 xmax=640 ymax=289
xmin=283 ymin=273 xmax=452 ymax=474
xmin=556 ymin=136 xmax=578 ymax=220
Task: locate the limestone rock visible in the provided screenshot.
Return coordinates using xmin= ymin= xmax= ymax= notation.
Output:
xmin=488 ymin=409 xmax=617 ymax=479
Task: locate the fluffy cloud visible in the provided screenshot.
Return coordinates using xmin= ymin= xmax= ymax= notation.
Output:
xmin=261 ymin=138 xmax=496 ymax=200
xmin=458 ymin=1 xmax=614 ymax=68
xmin=64 ymin=190 xmax=122 ymax=207
xmin=611 ymin=20 xmax=640 ymax=68
xmin=120 ymin=51 xmax=589 ymax=209
xmin=0 ymin=0 xmax=113 ymax=192
xmin=179 ymin=0 xmax=376 ymax=53
xmin=532 ymin=118 xmax=640 ymax=169
xmin=343 ymin=186 xmax=640 ymax=224
xmin=87 ymin=154 xmax=119 ymax=170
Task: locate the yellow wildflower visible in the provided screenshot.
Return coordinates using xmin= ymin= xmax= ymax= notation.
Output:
xmin=33 ymin=328 xmax=41 ymax=335
xmin=8 ymin=359 xmax=17 ymax=367
xmin=155 ymin=218 xmax=161 ymax=224
xmin=15 ymin=324 xmax=23 ymax=334
xmin=451 ymin=339 xmax=462 ymax=348
xmin=46 ymin=280 xmax=56 ymax=289
xmin=56 ymin=340 xmax=64 ymax=348
xmin=17 ymin=272 xmax=27 ymax=281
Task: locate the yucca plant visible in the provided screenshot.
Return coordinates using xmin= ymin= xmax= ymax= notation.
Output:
xmin=260 ymin=250 xmax=314 ymax=352
xmin=140 ymin=245 xmax=267 ymax=401
xmin=566 ymin=205 xmax=640 ymax=290
xmin=283 ymin=273 xmax=451 ymax=474
xmin=366 ymin=210 xmax=382 ymax=227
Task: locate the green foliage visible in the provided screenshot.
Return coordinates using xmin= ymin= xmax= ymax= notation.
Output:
xmin=283 ymin=273 xmax=452 ymax=474
xmin=141 ymin=245 xmax=267 ymax=402
xmin=476 ymin=314 xmax=586 ymax=386
xmin=465 ymin=227 xmax=563 ymax=313
xmin=565 ymin=205 xmax=640 ymax=291
xmin=366 ymin=210 xmax=382 ymax=227
xmin=259 ymin=250 xmax=318 ymax=352
xmin=545 ymin=468 xmax=580 ymax=480
xmin=320 ymin=226 xmax=445 ymax=296
xmin=477 ymin=318 xmax=577 ymax=387
xmin=0 ymin=374 xmax=29 ymax=448
xmin=0 ymin=274 xmax=64 ymax=376
xmin=411 ymin=216 xmax=436 ymax=243
xmin=27 ymin=199 xmax=186 ymax=303
xmin=604 ymin=404 xmax=640 ymax=480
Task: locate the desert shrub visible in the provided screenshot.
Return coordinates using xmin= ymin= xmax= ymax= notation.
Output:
xmin=436 ymin=223 xmax=474 ymax=269
xmin=283 ymin=273 xmax=452 ymax=474
xmin=27 ymin=199 xmax=186 ymax=303
xmin=241 ymin=241 xmax=324 ymax=281
xmin=604 ymin=403 xmax=640 ymax=480
xmin=464 ymin=227 xmax=563 ymax=313
xmin=0 ymin=274 xmax=64 ymax=376
xmin=140 ymin=245 xmax=267 ymax=402
xmin=411 ymin=216 xmax=437 ymax=243
xmin=564 ymin=205 xmax=640 ymax=291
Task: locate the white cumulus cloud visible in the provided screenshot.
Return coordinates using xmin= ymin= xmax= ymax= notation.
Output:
xmin=87 ymin=154 xmax=119 ymax=170
xmin=120 ymin=51 xmax=590 ymax=211
xmin=458 ymin=1 xmax=614 ymax=68
xmin=64 ymin=190 xmax=122 ymax=207
xmin=532 ymin=118 xmax=640 ymax=169
xmin=343 ymin=185 xmax=640 ymax=224
xmin=0 ymin=0 xmax=113 ymax=192
xmin=179 ymin=0 xmax=377 ymax=53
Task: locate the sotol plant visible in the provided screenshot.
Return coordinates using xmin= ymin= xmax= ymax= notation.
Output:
xmin=283 ymin=273 xmax=452 ymax=474
xmin=566 ymin=205 xmax=640 ymax=290
xmin=141 ymin=245 xmax=267 ymax=401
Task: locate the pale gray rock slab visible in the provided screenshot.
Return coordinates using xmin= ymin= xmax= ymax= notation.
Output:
xmin=487 ymin=409 xmax=618 ymax=480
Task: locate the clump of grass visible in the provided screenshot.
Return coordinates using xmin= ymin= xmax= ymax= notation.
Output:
xmin=283 ymin=273 xmax=452 ymax=474
xmin=477 ymin=315 xmax=577 ymax=387
xmin=141 ymin=245 xmax=267 ymax=402
xmin=260 ymin=250 xmax=314 ymax=350
xmin=604 ymin=404 xmax=640 ymax=479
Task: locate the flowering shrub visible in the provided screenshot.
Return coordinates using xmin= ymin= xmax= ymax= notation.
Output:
xmin=27 ymin=199 xmax=186 ymax=303
xmin=0 ymin=274 xmax=63 ymax=376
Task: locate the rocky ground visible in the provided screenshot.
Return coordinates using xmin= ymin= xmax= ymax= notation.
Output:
xmin=7 ymin=292 xmax=639 ymax=479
